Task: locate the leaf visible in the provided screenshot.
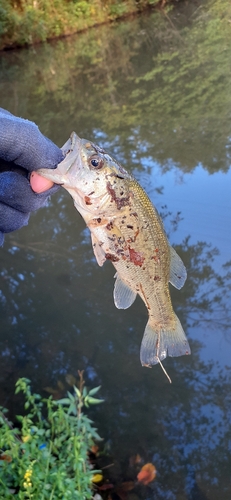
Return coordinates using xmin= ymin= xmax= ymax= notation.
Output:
xmin=74 ymin=386 xmax=81 ymax=398
xmin=87 ymin=397 xmax=104 ymax=405
xmin=56 ymin=398 xmax=70 ymax=405
xmin=137 ymin=463 xmax=156 ymax=485
xmin=43 ymin=386 xmax=60 ymax=396
xmin=98 ymin=483 xmax=114 ymax=490
xmin=57 ymin=380 xmax=65 ymax=391
xmin=16 ymin=415 xmax=23 ymax=423
xmin=118 ymin=481 xmax=135 ymax=491
xmin=67 ymin=402 xmax=77 ymax=415
xmin=65 ymin=374 xmax=76 ymax=386
xmin=88 ymin=386 xmax=101 ymax=396
xmin=67 ymin=391 xmax=75 ymax=402
xmin=90 ymin=429 xmax=102 ymax=441
xmin=36 ymin=429 xmax=45 ymax=436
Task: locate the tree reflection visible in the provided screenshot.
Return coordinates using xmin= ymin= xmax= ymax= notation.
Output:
xmin=0 ymin=199 xmax=231 ymax=498
xmin=173 ymin=238 xmax=231 ymax=332
xmin=1 ymin=1 xmax=231 ymax=174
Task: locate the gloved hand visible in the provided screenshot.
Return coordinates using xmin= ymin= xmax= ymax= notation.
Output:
xmin=0 ymin=108 xmax=63 ymax=245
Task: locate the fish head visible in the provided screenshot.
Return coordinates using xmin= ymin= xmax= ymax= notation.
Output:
xmin=38 ymin=133 xmax=84 ymax=187
xmin=38 ymin=132 xmax=132 ymax=211
xmin=78 ymin=136 xmax=131 ymax=191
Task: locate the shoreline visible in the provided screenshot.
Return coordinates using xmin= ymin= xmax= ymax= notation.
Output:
xmin=0 ymin=0 xmax=174 ymax=51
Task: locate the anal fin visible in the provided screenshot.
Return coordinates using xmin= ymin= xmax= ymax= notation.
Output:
xmin=113 ymin=273 xmax=137 ymax=309
xmin=169 ymin=246 xmax=187 ymax=290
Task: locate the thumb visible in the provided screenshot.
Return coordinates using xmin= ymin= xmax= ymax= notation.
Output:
xmin=30 ymin=171 xmax=54 ymax=193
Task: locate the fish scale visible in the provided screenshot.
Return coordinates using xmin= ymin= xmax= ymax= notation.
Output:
xmin=112 ymin=179 xmax=172 ymax=321
xmin=38 ymin=132 xmax=191 ymax=376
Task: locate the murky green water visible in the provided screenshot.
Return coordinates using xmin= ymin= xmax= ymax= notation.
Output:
xmin=1 ymin=0 xmax=231 ymax=498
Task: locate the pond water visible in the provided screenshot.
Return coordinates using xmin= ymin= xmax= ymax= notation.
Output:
xmin=0 ymin=0 xmax=231 ymax=498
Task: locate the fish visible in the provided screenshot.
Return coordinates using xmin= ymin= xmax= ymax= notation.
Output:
xmin=38 ymin=132 xmax=191 ymax=375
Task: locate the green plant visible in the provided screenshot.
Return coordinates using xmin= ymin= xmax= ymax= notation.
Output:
xmin=0 ymin=372 xmax=103 ymax=499
xmin=0 ymin=0 xmax=172 ymax=50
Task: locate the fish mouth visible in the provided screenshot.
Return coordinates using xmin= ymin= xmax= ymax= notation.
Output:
xmin=37 ymin=132 xmax=82 ymax=184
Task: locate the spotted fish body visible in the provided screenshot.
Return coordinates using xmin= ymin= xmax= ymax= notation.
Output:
xmin=38 ymin=132 xmax=191 ymax=367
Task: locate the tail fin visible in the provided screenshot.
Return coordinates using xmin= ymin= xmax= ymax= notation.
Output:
xmin=140 ymin=314 xmax=191 ymax=367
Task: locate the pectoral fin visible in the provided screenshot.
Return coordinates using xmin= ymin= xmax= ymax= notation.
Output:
xmin=91 ymin=234 xmax=106 ymax=267
xmin=169 ymin=246 xmax=187 ymax=290
xmin=113 ymin=273 xmax=137 ymax=309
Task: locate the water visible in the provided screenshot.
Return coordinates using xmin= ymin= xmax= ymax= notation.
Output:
xmin=1 ymin=1 xmax=231 ymax=498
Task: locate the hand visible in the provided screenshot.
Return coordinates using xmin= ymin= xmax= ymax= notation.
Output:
xmin=0 ymin=108 xmax=63 ymax=245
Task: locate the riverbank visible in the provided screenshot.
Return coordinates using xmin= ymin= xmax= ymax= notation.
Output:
xmin=0 ymin=0 xmax=175 ymax=51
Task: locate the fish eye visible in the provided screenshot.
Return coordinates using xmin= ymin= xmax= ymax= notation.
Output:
xmin=89 ymin=155 xmax=104 ymax=170
xmin=91 ymin=158 xmax=99 ymax=167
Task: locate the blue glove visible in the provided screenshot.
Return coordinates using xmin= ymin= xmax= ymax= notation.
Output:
xmin=0 ymin=108 xmax=64 ymax=245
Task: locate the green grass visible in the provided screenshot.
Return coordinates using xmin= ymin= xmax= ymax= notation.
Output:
xmin=0 ymin=0 xmax=165 ymax=50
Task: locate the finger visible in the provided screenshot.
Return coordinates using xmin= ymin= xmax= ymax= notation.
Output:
xmin=30 ymin=171 xmax=54 ymax=193
xmin=0 ymin=171 xmax=56 ymax=213
xmin=0 ymin=203 xmax=30 ymax=233
xmin=0 ymin=110 xmax=64 ymax=171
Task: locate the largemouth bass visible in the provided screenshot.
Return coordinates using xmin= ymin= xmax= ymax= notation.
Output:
xmin=38 ymin=133 xmax=191 ymax=372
